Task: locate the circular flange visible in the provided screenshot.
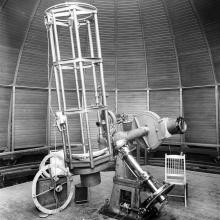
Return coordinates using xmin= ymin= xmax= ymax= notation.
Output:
xmin=139 ymin=183 xmax=174 ymax=218
xmin=145 ymin=183 xmax=174 ymax=210
xmin=134 ymin=111 xmax=162 ymax=149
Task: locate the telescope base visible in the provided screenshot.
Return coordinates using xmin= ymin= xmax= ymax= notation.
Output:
xmin=99 ymin=177 xmax=162 ymax=220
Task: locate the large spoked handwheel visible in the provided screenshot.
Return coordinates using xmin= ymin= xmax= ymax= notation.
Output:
xmin=32 ymin=164 xmax=74 ymax=215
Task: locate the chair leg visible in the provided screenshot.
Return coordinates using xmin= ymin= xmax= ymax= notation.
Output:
xmin=184 ymin=184 xmax=187 ymax=207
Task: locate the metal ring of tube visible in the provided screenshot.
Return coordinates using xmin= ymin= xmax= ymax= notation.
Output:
xmin=45 ymin=2 xmax=97 ymax=22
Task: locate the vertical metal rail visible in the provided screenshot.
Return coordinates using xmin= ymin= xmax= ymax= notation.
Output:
xmin=147 ymin=90 xmax=150 ymax=111
xmin=138 ymin=0 xmax=151 ymax=123
xmin=87 ymin=20 xmax=102 ymax=139
xmin=138 ymin=0 xmax=149 ymax=111
xmin=87 ymin=21 xmax=99 ymax=105
xmin=47 ymin=22 xmax=62 ymax=149
xmin=115 ymin=89 xmax=118 ymax=113
xmin=47 ymin=67 xmax=52 ymax=147
xmin=48 ymin=25 xmax=62 ymax=112
xmin=114 ymin=0 xmax=118 ymax=114
xmin=47 ymin=28 xmax=59 ymax=148
xmin=69 ymin=16 xmax=86 ymax=153
xmin=54 ymin=15 xmax=73 ymax=163
xmin=52 ymin=13 xmax=67 ymax=113
xmin=179 ymin=86 xmax=184 ymax=146
xmin=49 ymin=13 xmax=70 ymax=164
xmin=7 ymin=91 xmax=12 ymax=151
xmin=94 ymin=12 xmax=112 ymax=157
xmin=73 ymin=8 xmax=94 ymax=168
xmin=46 ymin=28 xmax=51 ymax=147
xmin=215 ymin=85 xmax=219 ymax=159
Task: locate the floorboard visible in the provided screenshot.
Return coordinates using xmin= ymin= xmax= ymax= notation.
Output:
xmin=0 ymin=166 xmax=219 ymax=220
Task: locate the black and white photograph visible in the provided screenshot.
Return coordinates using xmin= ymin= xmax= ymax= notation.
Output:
xmin=0 ymin=0 xmax=220 ymax=219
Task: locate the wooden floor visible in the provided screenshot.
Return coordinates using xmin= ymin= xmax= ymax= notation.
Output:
xmin=0 ymin=166 xmax=220 ymax=220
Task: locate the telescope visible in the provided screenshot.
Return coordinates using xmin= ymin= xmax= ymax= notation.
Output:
xmin=32 ymin=3 xmax=187 ymax=219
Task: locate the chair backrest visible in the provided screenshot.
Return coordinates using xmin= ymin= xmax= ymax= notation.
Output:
xmin=165 ymin=154 xmax=186 ymax=184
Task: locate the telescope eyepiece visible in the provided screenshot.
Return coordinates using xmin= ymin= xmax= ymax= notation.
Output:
xmin=176 ymin=117 xmax=187 ymax=134
xmin=166 ymin=117 xmax=187 ymax=135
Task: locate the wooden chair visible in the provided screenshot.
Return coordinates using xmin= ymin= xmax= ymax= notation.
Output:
xmin=165 ymin=154 xmax=188 ymax=207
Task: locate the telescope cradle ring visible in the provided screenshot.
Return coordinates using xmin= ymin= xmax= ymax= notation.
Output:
xmin=143 ymin=183 xmax=174 ymax=209
xmin=45 ymin=2 xmax=97 ymax=24
xmin=69 ymin=151 xmax=112 ymax=187
xmin=133 ymin=111 xmax=163 ymax=150
xmin=45 ymin=2 xmax=97 ymax=12
xmin=71 ymin=160 xmax=112 ymax=175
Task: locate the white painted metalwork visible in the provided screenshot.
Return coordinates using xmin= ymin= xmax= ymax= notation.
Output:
xmin=44 ymin=2 xmax=112 ymax=169
xmin=165 ymin=154 xmax=188 ymax=207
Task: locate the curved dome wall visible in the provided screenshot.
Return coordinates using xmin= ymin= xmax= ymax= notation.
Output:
xmin=0 ymin=0 xmax=39 ymax=150
xmin=0 ymin=0 xmax=220 ymax=158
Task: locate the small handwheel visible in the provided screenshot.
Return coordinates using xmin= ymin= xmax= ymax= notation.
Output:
xmin=108 ymin=110 xmax=117 ymax=135
xmin=32 ymin=164 xmax=74 ymax=214
xmin=99 ymin=110 xmax=117 ymax=136
xmin=39 ymin=152 xmax=65 ymax=178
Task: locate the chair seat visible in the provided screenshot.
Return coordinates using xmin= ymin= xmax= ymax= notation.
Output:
xmin=165 ymin=179 xmax=186 ymax=185
xmin=166 ymin=174 xmax=186 ymax=185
